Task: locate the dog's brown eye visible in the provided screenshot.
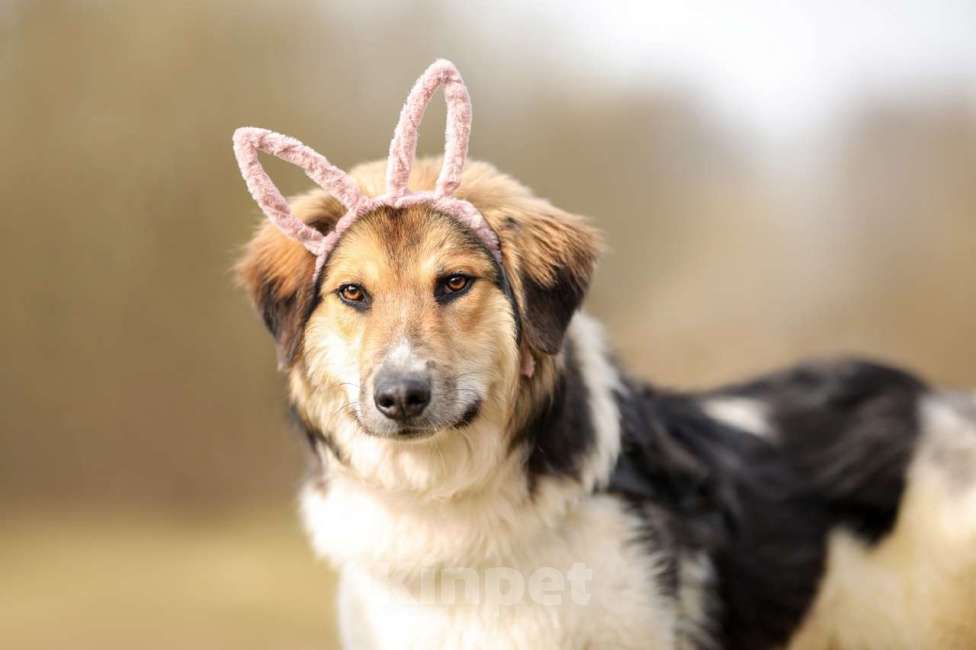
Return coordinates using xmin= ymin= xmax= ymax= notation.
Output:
xmin=435 ymin=274 xmax=474 ymax=303
xmin=339 ymin=284 xmax=365 ymax=302
xmin=445 ymin=275 xmax=470 ymax=293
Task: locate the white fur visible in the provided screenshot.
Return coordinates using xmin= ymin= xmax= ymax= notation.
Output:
xmin=675 ymin=554 xmax=717 ymax=650
xmin=318 ymin=494 xmax=674 ymax=650
xmin=702 ymin=397 xmax=773 ymax=440
xmin=301 ymin=312 xmax=678 ymax=649
xmin=384 ymin=338 xmax=416 ymax=368
xmin=567 ymin=314 xmax=624 ymax=491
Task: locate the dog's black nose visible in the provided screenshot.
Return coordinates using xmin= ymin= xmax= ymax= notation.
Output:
xmin=374 ymin=372 xmax=432 ymax=421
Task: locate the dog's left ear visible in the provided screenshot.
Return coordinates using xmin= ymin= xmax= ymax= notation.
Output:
xmin=235 ymin=191 xmax=344 ymax=368
xmin=493 ymin=198 xmax=603 ymax=357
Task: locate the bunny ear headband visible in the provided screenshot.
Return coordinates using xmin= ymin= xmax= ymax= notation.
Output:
xmin=232 ymin=59 xmax=501 ymax=281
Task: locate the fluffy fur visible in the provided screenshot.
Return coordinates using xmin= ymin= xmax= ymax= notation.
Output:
xmin=236 ymin=158 xmax=976 ymax=649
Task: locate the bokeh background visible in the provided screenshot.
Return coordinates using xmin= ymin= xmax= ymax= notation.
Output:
xmin=2 ymin=1 xmax=974 ymax=648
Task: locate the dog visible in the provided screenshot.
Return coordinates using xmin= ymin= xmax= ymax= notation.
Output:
xmin=234 ymin=63 xmax=976 ymax=649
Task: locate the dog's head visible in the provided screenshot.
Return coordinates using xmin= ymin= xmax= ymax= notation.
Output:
xmin=234 ymin=60 xmax=600 ymax=494
xmin=236 ymin=159 xmax=600 ymax=494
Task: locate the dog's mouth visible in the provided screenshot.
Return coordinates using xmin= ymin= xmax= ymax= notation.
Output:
xmin=374 ymin=428 xmax=439 ymax=442
xmin=356 ymin=399 xmax=482 ymax=441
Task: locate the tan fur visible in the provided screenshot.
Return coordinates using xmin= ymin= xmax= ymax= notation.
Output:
xmin=236 ymin=191 xmax=345 ymax=303
xmin=317 ymin=206 xmax=503 ymax=381
xmin=236 ymin=158 xmax=601 ymax=368
xmin=234 ymin=192 xmax=346 ymax=365
xmin=235 ymin=157 xmax=600 ymax=450
xmin=235 ymin=157 xmax=600 ymax=499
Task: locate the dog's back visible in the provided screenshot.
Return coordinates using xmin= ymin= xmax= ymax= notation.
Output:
xmin=610 ymin=359 xmax=976 ymax=649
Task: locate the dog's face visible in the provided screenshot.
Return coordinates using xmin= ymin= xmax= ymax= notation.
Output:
xmin=306 ymin=205 xmax=517 ymax=440
xmin=237 ymin=161 xmax=600 ymax=494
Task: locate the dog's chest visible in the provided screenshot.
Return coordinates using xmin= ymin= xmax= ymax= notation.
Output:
xmin=321 ymin=494 xmax=675 ymax=650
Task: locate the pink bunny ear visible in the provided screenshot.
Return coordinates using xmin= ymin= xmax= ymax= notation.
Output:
xmin=386 ymin=59 xmax=472 ymax=199
xmin=233 ymin=127 xmax=365 ymax=255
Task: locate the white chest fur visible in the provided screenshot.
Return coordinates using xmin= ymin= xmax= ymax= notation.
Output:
xmin=297 ymin=314 xmax=673 ymax=648
xmin=302 ymin=482 xmax=674 ymax=650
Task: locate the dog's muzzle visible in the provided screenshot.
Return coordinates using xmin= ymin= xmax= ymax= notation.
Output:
xmin=373 ymin=369 xmax=432 ymax=422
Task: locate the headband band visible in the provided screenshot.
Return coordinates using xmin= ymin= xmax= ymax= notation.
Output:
xmin=233 ymin=59 xmax=501 ymax=280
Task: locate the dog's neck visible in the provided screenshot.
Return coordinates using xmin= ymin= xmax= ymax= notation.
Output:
xmin=513 ymin=313 xmax=624 ymax=496
xmin=300 ymin=312 xmax=626 ymax=576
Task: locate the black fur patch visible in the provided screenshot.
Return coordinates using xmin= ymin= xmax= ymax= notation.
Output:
xmin=492 ymin=255 xmax=522 ymax=347
xmin=521 ymin=266 xmax=588 ymax=355
xmin=517 ymin=337 xmax=596 ymax=490
xmin=453 ymin=400 xmax=482 ymax=428
xmin=258 ymin=279 xmax=303 ymax=365
xmin=606 ymin=358 xmax=927 ymax=650
xmin=713 ymin=358 xmax=927 ymax=542
xmin=255 ymin=227 xmax=328 ymax=368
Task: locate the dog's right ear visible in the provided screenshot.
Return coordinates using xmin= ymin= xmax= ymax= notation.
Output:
xmin=507 ymin=201 xmax=602 ymax=358
xmin=235 ymin=191 xmax=345 ymax=369
xmin=453 ymin=164 xmax=603 ymax=362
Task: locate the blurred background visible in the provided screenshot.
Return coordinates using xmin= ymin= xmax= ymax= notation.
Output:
xmin=2 ymin=1 xmax=974 ymax=647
